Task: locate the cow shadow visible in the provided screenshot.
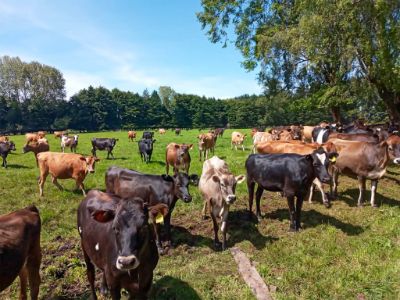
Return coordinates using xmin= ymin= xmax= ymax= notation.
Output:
xmin=150 ymin=275 xmax=201 ymax=300
xmin=153 ymin=160 xmax=166 ymax=166
xmin=341 ymin=188 xmax=400 ymax=208
xmin=382 ymin=174 xmax=400 ymax=185
xmin=228 ymin=210 xmax=278 ymax=250
xmin=266 ymin=208 xmax=364 ymax=236
xmin=386 ymin=168 xmax=400 ymax=176
xmin=4 ymin=164 xmax=31 ymax=169
xmin=169 ymin=225 xmax=214 ymax=249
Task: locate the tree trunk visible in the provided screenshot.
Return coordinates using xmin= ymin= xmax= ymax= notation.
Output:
xmin=330 ymin=106 xmax=341 ymax=123
xmin=378 ymin=87 xmax=400 ymax=122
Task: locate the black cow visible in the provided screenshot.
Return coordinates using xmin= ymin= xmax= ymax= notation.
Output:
xmin=214 ymin=128 xmax=225 ymax=137
xmin=77 ymin=190 xmax=168 ymax=299
xmin=142 ymin=131 xmax=154 ymax=139
xmin=0 ymin=141 xmax=16 ymax=168
xmin=91 ymin=138 xmax=118 ymax=159
xmin=175 ymin=128 xmax=181 ymax=136
xmin=105 ymin=166 xmax=199 ymax=253
xmin=245 ymin=148 xmax=337 ymax=231
xmin=138 ymin=138 xmax=156 ymax=163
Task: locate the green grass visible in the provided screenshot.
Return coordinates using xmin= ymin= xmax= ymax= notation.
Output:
xmin=1 ymin=129 xmax=399 ymax=299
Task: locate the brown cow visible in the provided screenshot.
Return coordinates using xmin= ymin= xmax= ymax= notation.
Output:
xmin=37 ymin=152 xmax=99 ymax=196
xmin=25 ymin=133 xmax=39 ymax=145
xmin=23 ymin=141 xmax=50 ymax=166
xmin=231 ymin=131 xmax=246 ymax=151
xmin=128 ymin=130 xmax=136 ymax=141
xmin=199 ymin=156 xmax=245 ymax=250
xmin=0 ymin=135 xmax=9 ymax=142
xmin=165 ymin=143 xmax=193 ymax=174
xmin=54 ymin=131 xmax=67 ymax=139
xmin=0 ymin=205 xmax=41 ymax=299
xmin=159 ymin=128 xmax=166 ymax=135
xmin=198 ymin=133 xmax=216 ymax=161
xmin=328 ymin=138 xmax=400 ymax=207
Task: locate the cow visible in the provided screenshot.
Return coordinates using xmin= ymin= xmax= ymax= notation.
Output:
xmin=328 ymin=138 xmax=400 ymax=207
xmin=138 ymin=138 xmax=156 ymax=163
xmin=77 ymin=190 xmax=168 ymax=299
xmin=128 ymin=130 xmax=136 ymax=141
xmin=105 ymin=166 xmax=198 ymax=254
xmin=231 ymin=131 xmax=246 ymax=151
xmin=0 ymin=205 xmax=41 ymax=300
xmin=214 ymin=128 xmax=225 ymax=137
xmin=37 ymin=152 xmax=99 ymax=196
xmin=25 ymin=133 xmax=39 ymax=145
xmin=0 ymin=141 xmax=16 ymax=168
xmin=54 ymin=131 xmax=67 ymax=139
xmin=91 ymin=138 xmax=118 ymax=159
xmin=142 ymin=131 xmax=154 ymax=140
xmin=246 ymin=148 xmax=337 ymax=230
xmin=165 ymin=143 xmax=193 ymax=174
xmin=198 ymin=133 xmax=216 ymax=161
xmin=252 ymin=131 xmax=279 ymax=153
xmin=159 ymin=128 xmax=166 ymax=135
xmin=302 ymin=126 xmax=315 ymax=142
xmin=23 ymin=141 xmax=50 ymax=166
xmin=199 ymin=156 xmax=245 ymax=250
xmin=61 ymin=134 xmax=79 ymax=153
xmin=256 ymin=140 xmax=338 ymax=207
xmin=0 ymin=135 xmax=9 ymax=142
xmin=175 ymin=128 xmax=181 ymax=136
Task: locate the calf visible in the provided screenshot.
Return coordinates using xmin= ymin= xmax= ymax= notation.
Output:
xmin=128 ymin=130 xmax=136 ymax=141
xmin=165 ymin=143 xmax=193 ymax=174
xmin=246 ymin=148 xmax=336 ymax=230
xmin=328 ymin=138 xmax=400 ymax=207
xmin=37 ymin=152 xmax=99 ymax=196
xmin=198 ymin=133 xmax=216 ymax=161
xmin=138 ymin=138 xmax=156 ymax=163
xmin=199 ymin=156 xmax=245 ymax=250
xmin=0 ymin=205 xmax=41 ymax=299
xmin=0 ymin=141 xmax=16 ymax=168
xmin=91 ymin=138 xmax=118 ymax=159
xmin=23 ymin=141 xmax=50 ymax=166
xmin=77 ymin=190 xmax=168 ymax=299
xmin=105 ymin=166 xmax=198 ymax=253
xmin=231 ymin=131 xmax=246 ymax=151
xmin=61 ymin=134 xmax=79 ymax=153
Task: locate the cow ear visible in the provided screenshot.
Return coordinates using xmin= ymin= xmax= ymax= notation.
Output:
xmin=188 ymin=144 xmax=193 ymax=150
xmin=148 ymin=203 xmax=169 ymax=220
xmin=287 ymin=128 xmax=292 ymax=132
xmin=79 ymin=156 xmax=86 ymax=161
xmin=328 ymin=152 xmax=339 ymax=163
xmin=174 ymin=144 xmax=180 ymax=149
xmin=212 ymin=175 xmax=220 ymax=183
xmin=92 ymin=210 xmax=115 ymax=223
xmin=235 ymin=175 xmax=246 ymax=184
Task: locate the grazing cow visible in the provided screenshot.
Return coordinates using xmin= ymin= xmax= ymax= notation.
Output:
xmin=25 ymin=133 xmax=39 ymax=145
xmin=91 ymin=138 xmax=118 ymax=159
xmin=165 ymin=143 xmax=193 ymax=174
xmin=142 ymin=131 xmax=154 ymax=140
xmin=128 ymin=130 xmax=136 ymax=141
xmin=105 ymin=166 xmax=198 ymax=253
xmin=138 ymin=138 xmax=156 ymax=163
xmin=77 ymin=190 xmax=167 ymax=299
xmin=0 ymin=141 xmax=16 ymax=168
xmin=231 ymin=131 xmax=246 ymax=151
xmin=175 ymin=128 xmax=181 ymax=136
xmin=328 ymin=138 xmax=400 ymax=207
xmin=37 ymin=152 xmax=99 ymax=196
xmin=199 ymin=156 xmax=245 ymax=250
xmin=0 ymin=135 xmax=9 ymax=142
xmin=23 ymin=141 xmax=50 ymax=166
xmin=214 ymin=128 xmax=225 ymax=137
xmin=0 ymin=205 xmax=41 ymax=299
xmin=246 ymin=148 xmax=336 ymax=230
xmin=198 ymin=133 xmax=216 ymax=161
xmin=61 ymin=135 xmax=79 ymax=153
xmin=159 ymin=128 xmax=166 ymax=134
xmin=54 ymin=131 xmax=67 ymax=139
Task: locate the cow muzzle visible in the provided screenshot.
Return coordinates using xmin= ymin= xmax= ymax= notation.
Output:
xmin=394 ymin=158 xmax=400 ymax=165
xmin=116 ymin=255 xmax=140 ymax=270
xmin=321 ymin=176 xmax=331 ymax=184
xmin=183 ymin=195 xmax=192 ymax=203
xmin=225 ymin=195 xmax=236 ymax=204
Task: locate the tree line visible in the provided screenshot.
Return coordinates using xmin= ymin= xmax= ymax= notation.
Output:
xmin=0 ymin=55 xmax=388 ymax=133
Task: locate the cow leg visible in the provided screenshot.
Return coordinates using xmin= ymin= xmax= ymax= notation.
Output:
xmin=242 ymin=144 xmax=245 ymax=151
xmin=38 ymin=171 xmax=48 ymax=197
xmin=82 ymin=247 xmax=97 ymax=300
xmin=19 ymin=264 xmax=28 ymax=300
xmin=164 ymin=212 xmax=172 ymax=248
xmin=295 ymin=195 xmax=304 ymax=230
xmin=202 ymin=200 xmax=208 ymax=220
xmin=211 ymin=212 xmax=221 ymax=250
xmin=221 ymin=208 xmax=229 ymax=250
xmin=109 ymin=287 xmax=122 ymax=300
xmin=287 ymin=196 xmax=296 ymax=231
xmin=27 ymin=246 xmax=41 ymax=300
xmin=166 ymin=161 xmax=169 ymax=174
xmin=51 ymin=176 xmax=63 ymax=191
xmin=255 ymin=185 xmax=264 ymax=221
xmin=307 ymin=182 xmax=314 ymax=204
xmin=370 ymin=180 xmax=378 ymax=208
xmin=77 ymin=180 xmax=86 ymax=196
xmin=314 ymin=178 xmax=330 ymax=207
xmin=199 ymin=150 xmax=202 ymax=161
xmin=91 ymin=147 xmax=96 ymax=157
xmin=357 ymin=176 xmax=366 ymax=207
xmin=110 ymin=150 xmax=115 ymax=160
xmin=100 ymin=272 xmax=109 ymax=295
xmin=330 ymin=168 xmax=339 ymax=199
xmin=247 ymin=180 xmax=255 ymax=217
xmin=2 ymin=156 xmax=7 ymax=168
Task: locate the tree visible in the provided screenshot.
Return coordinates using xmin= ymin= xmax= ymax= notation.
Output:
xmin=158 ymin=86 xmax=176 ymax=112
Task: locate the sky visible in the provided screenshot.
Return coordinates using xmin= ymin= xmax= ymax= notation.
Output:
xmin=0 ymin=0 xmax=263 ymax=99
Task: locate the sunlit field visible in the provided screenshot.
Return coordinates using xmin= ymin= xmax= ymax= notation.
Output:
xmin=1 ymin=129 xmax=399 ymax=299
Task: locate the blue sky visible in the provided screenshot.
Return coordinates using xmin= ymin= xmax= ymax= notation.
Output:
xmin=0 ymin=0 xmax=262 ymax=99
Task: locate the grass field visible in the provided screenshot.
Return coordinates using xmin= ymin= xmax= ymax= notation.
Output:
xmin=1 ymin=129 xmax=400 ymax=300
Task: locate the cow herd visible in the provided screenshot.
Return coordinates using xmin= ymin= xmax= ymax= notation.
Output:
xmin=1 ymin=120 xmax=400 ymax=299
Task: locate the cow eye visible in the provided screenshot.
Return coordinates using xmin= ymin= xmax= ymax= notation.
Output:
xmin=389 ymin=146 xmax=393 ymax=151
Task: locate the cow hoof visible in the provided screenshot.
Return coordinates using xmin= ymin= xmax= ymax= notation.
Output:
xmin=214 ymin=242 xmax=222 ymax=251
xmin=371 ymin=204 xmax=378 ymax=208
xmin=323 ymin=202 xmax=331 ymax=208
xmin=256 ymin=215 xmax=262 ymax=222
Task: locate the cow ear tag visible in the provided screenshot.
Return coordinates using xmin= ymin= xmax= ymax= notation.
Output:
xmin=156 ymin=212 xmax=164 ymax=224
xmin=329 ymin=156 xmax=337 ymax=163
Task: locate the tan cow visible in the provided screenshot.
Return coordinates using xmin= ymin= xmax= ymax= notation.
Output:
xmin=128 ymin=130 xmax=136 ymax=141
xmin=0 ymin=205 xmax=42 ymax=299
xmin=23 ymin=142 xmax=50 ymax=166
xmin=231 ymin=131 xmax=246 ymax=151
xmin=199 ymin=156 xmax=245 ymax=250
xmin=159 ymin=128 xmax=166 ymax=135
xmin=252 ymin=131 xmax=279 ymax=153
xmin=165 ymin=143 xmax=193 ymax=174
xmin=25 ymin=133 xmax=39 ymax=145
xmin=54 ymin=131 xmax=67 ymax=139
xmin=198 ymin=133 xmax=216 ymax=161
xmin=37 ymin=152 xmax=99 ymax=196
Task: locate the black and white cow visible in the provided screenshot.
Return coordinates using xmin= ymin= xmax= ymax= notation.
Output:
xmin=91 ymin=138 xmax=118 ymax=159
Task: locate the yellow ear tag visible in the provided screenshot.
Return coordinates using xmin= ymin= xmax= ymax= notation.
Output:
xmin=155 ymin=212 xmax=164 ymax=224
xmin=329 ymin=156 xmax=337 ymax=163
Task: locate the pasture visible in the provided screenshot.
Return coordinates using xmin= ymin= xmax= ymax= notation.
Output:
xmin=1 ymin=129 xmax=400 ymax=299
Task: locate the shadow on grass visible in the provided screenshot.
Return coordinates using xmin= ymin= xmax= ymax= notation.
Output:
xmin=266 ymin=208 xmax=364 ymax=236
xmin=4 ymin=164 xmax=31 ymax=169
xmin=150 ymin=275 xmax=201 ymax=300
xmin=382 ymin=175 xmax=400 ymax=185
xmin=341 ymin=188 xmax=400 ymax=207
xmin=171 ymin=225 xmax=214 ymax=249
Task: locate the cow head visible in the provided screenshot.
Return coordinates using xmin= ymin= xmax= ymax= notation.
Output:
xmin=307 ymin=148 xmax=338 ymax=183
xmin=111 ymin=138 xmax=118 ymax=147
xmin=175 ymin=143 xmax=193 ymax=161
xmin=163 ymin=173 xmax=198 ymax=202
xmin=73 ymin=135 xmax=79 ymax=142
xmin=81 ymin=156 xmax=100 ymax=173
xmin=385 ymin=135 xmax=400 ymax=163
xmin=90 ymin=197 xmax=168 ymax=271
xmin=212 ymin=173 xmax=245 ymax=205
xmin=7 ymin=141 xmax=16 ymax=151
xmin=290 ymin=127 xmax=302 ymax=140
xmin=198 ymin=134 xmax=207 ymax=149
